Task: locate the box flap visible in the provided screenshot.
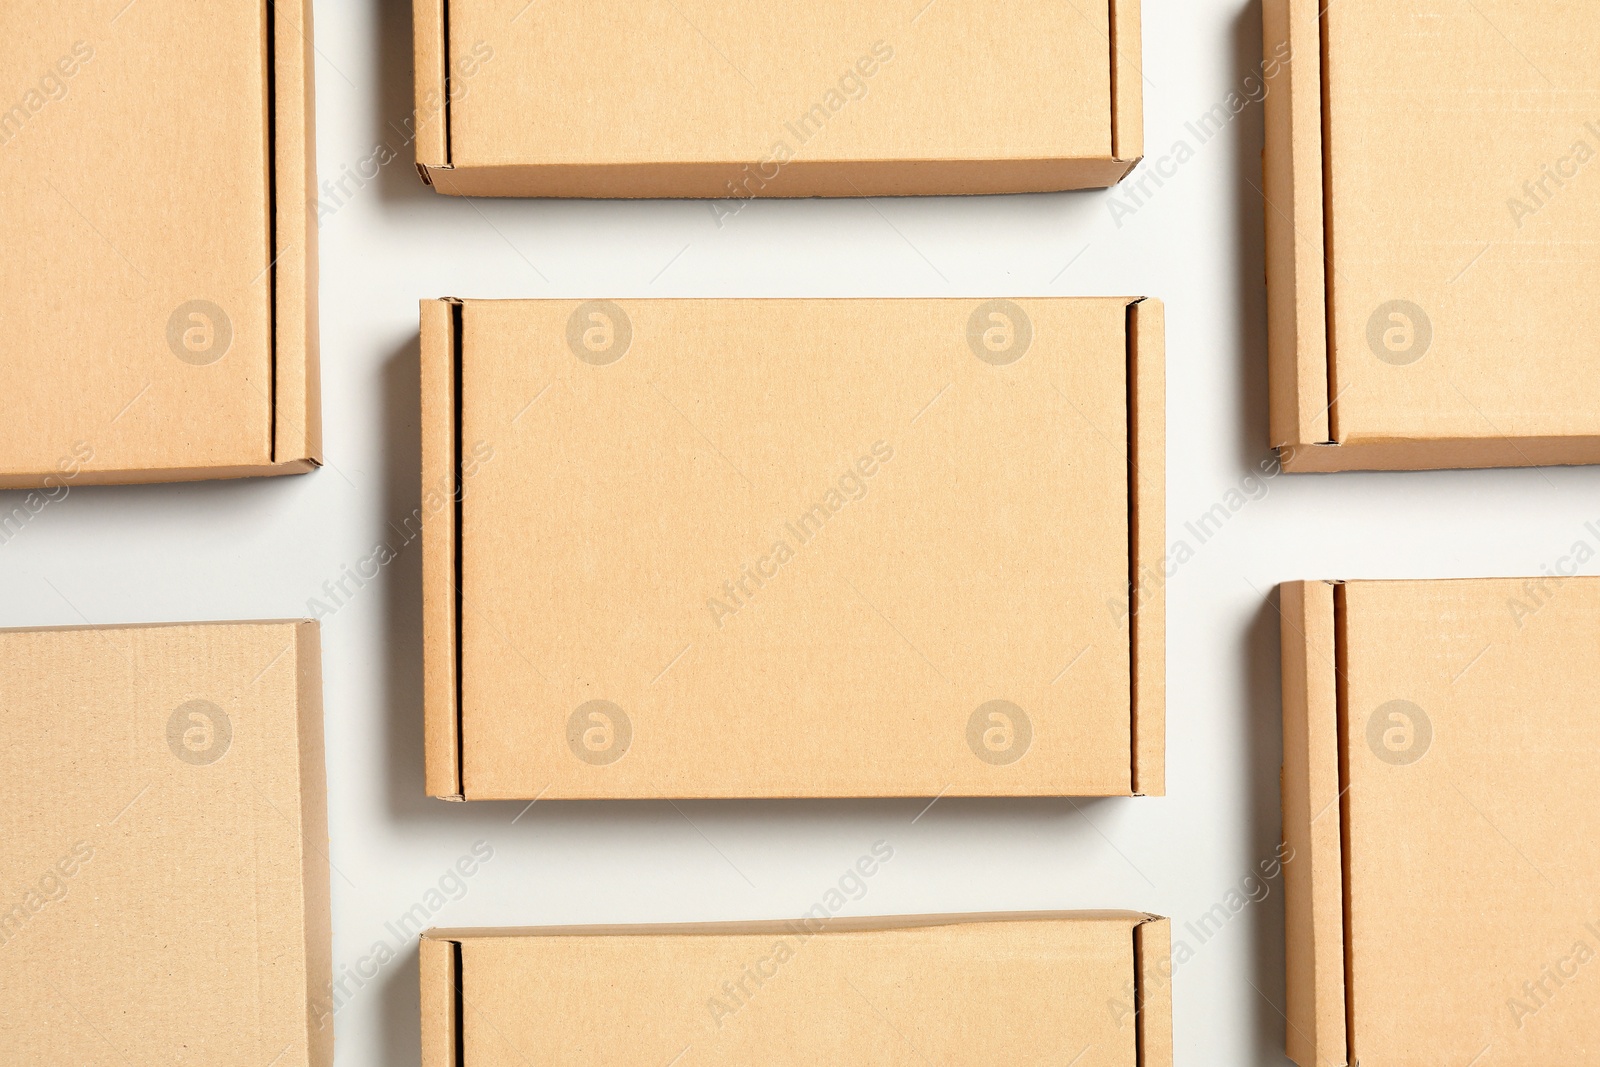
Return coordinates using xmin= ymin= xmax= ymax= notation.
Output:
xmin=1129 ymin=298 xmax=1165 ymax=797
xmin=1278 ymin=581 xmax=1349 ymax=1067
xmin=421 ymin=298 xmax=464 ymax=801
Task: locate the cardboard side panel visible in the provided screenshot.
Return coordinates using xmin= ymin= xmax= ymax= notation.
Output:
xmin=1263 ymin=0 xmax=1330 ymax=452
xmin=1278 ymin=581 xmax=1347 ymax=1067
xmin=424 ymin=157 xmax=1137 ymax=198
xmin=1110 ymin=0 xmax=1144 ymax=163
xmin=413 ymin=0 xmax=450 ymax=170
xmin=421 ymin=300 xmax=463 ymax=799
xmin=1280 ymin=434 xmax=1600 ymax=473
xmin=1135 ymin=918 xmax=1174 ymax=1067
xmin=293 ymin=622 xmax=334 ymax=1067
xmin=419 ymin=935 xmax=459 ymax=1067
xmin=0 ymin=459 xmax=317 ymax=490
xmin=441 ymin=914 xmax=1150 ymax=1063
xmin=1130 ymin=300 xmax=1165 ymax=796
xmin=272 ymin=0 xmax=322 ymax=467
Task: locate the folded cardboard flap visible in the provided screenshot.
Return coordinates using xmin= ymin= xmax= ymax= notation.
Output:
xmin=420 ymin=298 xmax=1165 ymax=801
xmin=420 ymin=913 xmax=1173 ymax=1067
xmin=1261 ymin=0 xmax=1330 ymax=455
xmin=1278 ymin=581 xmax=1349 ymax=1067
xmin=1129 ymin=298 xmax=1166 ymax=797
xmin=412 ymin=0 xmax=1143 ymax=197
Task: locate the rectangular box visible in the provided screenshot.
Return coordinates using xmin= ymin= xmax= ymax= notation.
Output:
xmin=0 ymin=621 xmax=331 ymax=1065
xmin=0 ymin=0 xmax=320 ymax=488
xmin=1263 ymin=0 xmax=1600 ymax=471
xmin=413 ymin=0 xmax=1143 ymax=197
xmin=421 ymin=297 xmax=1164 ymax=800
xmin=1280 ymin=579 xmax=1600 ymax=1066
xmin=421 ymin=913 xmax=1172 ymax=1066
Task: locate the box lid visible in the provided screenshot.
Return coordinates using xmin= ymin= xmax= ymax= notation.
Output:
xmin=1280 ymin=578 xmax=1600 ymax=1065
xmin=0 ymin=620 xmax=331 ymax=1066
xmin=420 ymin=912 xmax=1172 ymax=1067
xmin=422 ymin=297 xmax=1164 ymax=800
xmin=1264 ymin=0 xmax=1600 ymax=470
xmin=0 ymin=0 xmax=320 ymax=487
xmin=414 ymin=0 xmax=1143 ymax=196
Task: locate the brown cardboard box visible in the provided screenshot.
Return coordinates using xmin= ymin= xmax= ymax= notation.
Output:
xmin=412 ymin=0 xmax=1143 ymax=198
xmin=1262 ymin=1 xmax=1600 ymax=471
xmin=0 ymin=621 xmax=332 ymax=1066
xmin=420 ymin=912 xmax=1173 ymax=1066
xmin=0 ymin=1 xmax=320 ymax=489
xmin=421 ymin=297 xmax=1165 ymax=800
xmin=1280 ymin=579 xmax=1600 ymax=1066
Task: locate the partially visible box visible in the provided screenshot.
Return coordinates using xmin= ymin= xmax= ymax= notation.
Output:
xmin=421 ymin=912 xmax=1173 ymax=1066
xmin=0 ymin=621 xmax=331 ymax=1066
xmin=1263 ymin=0 xmax=1600 ymax=471
xmin=421 ymin=297 xmax=1165 ymax=800
xmin=0 ymin=1 xmax=320 ymax=488
xmin=412 ymin=0 xmax=1143 ymax=197
xmin=1280 ymin=579 xmax=1600 ymax=1066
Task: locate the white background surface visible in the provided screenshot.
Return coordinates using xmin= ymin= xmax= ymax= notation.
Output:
xmin=8 ymin=1 xmax=1600 ymax=1063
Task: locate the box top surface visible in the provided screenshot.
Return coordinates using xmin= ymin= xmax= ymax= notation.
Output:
xmin=442 ymin=0 xmax=1122 ymax=168
xmin=1338 ymin=578 xmax=1600 ymax=1062
xmin=451 ymin=298 xmax=1148 ymax=799
xmin=437 ymin=912 xmax=1154 ymax=1066
xmin=0 ymin=620 xmax=326 ymax=1065
xmin=0 ymin=3 xmax=278 ymax=477
xmin=1324 ymin=1 xmax=1600 ymax=444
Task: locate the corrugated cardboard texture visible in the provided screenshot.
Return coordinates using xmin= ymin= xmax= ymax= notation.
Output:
xmin=0 ymin=0 xmax=320 ymax=488
xmin=421 ymin=297 xmax=1165 ymax=800
xmin=1264 ymin=1 xmax=1600 ymax=471
xmin=413 ymin=0 xmax=1143 ymax=197
xmin=0 ymin=621 xmax=331 ymax=1066
xmin=1283 ymin=579 xmax=1600 ymax=1065
xmin=421 ymin=913 xmax=1171 ymax=1067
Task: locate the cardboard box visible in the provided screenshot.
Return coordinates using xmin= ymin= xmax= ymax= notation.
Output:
xmin=0 ymin=1 xmax=320 ymax=488
xmin=0 ymin=621 xmax=331 ymax=1066
xmin=412 ymin=0 xmax=1143 ymax=198
xmin=1262 ymin=1 xmax=1600 ymax=471
xmin=1280 ymin=579 xmax=1600 ymax=1066
xmin=421 ymin=297 xmax=1164 ymax=800
xmin=420 ymin=912 xmax=1173 ymax=1066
